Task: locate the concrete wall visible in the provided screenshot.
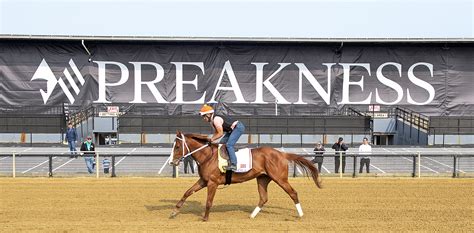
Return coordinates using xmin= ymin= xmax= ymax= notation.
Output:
xmin=428 ymin=134 xmax=474 ymax=145
xmin=0 ymin=133 xmax=62 ymax=144
xmin=93 ymin=117 xmax=117 ymax=133
xmin=373 ymin=118 xmax=396 ymax=133
xmin=395 ymin=120 xmax=428 ymax=145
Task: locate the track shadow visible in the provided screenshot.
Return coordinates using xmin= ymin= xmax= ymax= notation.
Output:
xmin=145 ymin=199 xmax=289 ymax=217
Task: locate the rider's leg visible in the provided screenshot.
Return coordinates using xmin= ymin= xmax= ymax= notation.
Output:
xmin=225 ymin=122 xmax=245 ymax=166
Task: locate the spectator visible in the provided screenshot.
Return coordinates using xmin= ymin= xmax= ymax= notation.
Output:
xmin=80 ymin=136 xmax=96 ymax=174
xmin=103 ymin=158 xmax=111 ymax=174
xmin=359 ymin=137 xmax=372 ymax=173
xmin=183 ymin=156 xmax=195 ymax=174
xmin=65 ymin=123 xmax=78 ymax=158
xmin=312 ymin=141 xmax=325 ymax=172
xmin=332 ymin=137 xmax=348 ymax=173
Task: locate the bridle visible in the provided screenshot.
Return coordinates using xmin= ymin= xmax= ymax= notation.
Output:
xmin=174 ymin=133 xmax=209 ymax=163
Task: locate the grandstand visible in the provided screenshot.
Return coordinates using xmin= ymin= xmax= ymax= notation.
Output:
xmin=0 ymin=36 xmax=472 ymax=147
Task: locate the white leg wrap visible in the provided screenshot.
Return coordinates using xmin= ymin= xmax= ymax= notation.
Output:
xmin=250 ymin=206 xmax=261 ymax=218
xmin=296 ymin=203 xmax=304 ymax=217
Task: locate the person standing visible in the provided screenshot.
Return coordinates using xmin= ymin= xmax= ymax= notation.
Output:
xmin=183 ymin=156 xmax=195 ymax=174
xmin=312 ymin=141 xmax=325 ymax=172
xmin=80 ymin=136 xmax=95 ymax=174
xmin=199 ymin=104 xmax=245 ymax=171
xmin=65 ymin=123 xmax=78 ymax=158
xmin=103 ymin=157 xmax=111 ymax=174
xmin=359 ymin=137 xmax=372 ymax=173
xmin=332 ymin=137 xmax=348 ymax=173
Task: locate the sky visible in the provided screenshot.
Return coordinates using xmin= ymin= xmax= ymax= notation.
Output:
xmin=0 ymin=0 xmax=472 ymax=38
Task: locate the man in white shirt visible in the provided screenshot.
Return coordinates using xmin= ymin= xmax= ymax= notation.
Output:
xmin=358 ymin=137 xmax=372 ymax=173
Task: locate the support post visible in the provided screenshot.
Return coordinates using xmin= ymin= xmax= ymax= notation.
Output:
xmin=172 ymin=165 xmax=178 ymax=178
xmin=352 ymin=155 xmax=357 ymax=178
xmin=339 ymin=152 xmax=343 ymax=178
xmin=49 ymin=155 xmax=53 ymax=177
xmin=452 ymin=155 xmax=457 ymax=178
xmin=96 ymin=153 xmax=99 ymax=179
xmin=293 ymin=163 xmax=297 ymax=177
xmin=275 ymin=100 xmax=278 ymax=116
xmin=412 ymin=155 xmax=416 ymax=178
xmin=417 ymin=152 xmax=421 ymax=178
xmin=12 ymin=153 xmax=16 ymax=178
xmin=111 ymin=155 xmax=116 ymax=177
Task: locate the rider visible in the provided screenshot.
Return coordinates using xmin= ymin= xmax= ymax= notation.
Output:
xmin=199 ymin=104 xmax=245 ymax=171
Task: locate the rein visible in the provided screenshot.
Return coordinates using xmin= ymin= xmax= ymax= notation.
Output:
xmin=175 ymin=133 xmax=209 ymax=162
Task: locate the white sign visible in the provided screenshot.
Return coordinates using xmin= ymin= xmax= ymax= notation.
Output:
xmin=368 ymin=105 xmax=381 ymax=111
xmin=99 ymin=112 xmax=119 ymax=117
xmin=107 ymin=106 xmax=119 ymax=113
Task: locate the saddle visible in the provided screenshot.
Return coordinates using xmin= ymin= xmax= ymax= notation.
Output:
xmin=217 ymin=144 xmax=231 ymax=172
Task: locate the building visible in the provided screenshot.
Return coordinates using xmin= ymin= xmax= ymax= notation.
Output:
xmin=1 ymin=36 xmax=472 ymax=146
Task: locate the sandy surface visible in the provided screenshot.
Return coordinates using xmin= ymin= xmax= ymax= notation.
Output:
xmin=0 ymin=177 xmax=472 ymax=232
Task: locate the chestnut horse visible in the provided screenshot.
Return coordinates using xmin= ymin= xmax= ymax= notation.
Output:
xmin=169 ymin=132 xmax=322 ymax=221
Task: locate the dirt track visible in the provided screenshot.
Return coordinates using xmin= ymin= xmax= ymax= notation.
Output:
xmin=0 ymin=178 xmax=472 ymax=232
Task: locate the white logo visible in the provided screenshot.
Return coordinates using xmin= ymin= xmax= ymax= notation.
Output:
xmin=31 ymin=59 xmax=85 ymax=104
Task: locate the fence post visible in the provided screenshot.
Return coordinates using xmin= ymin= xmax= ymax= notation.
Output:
xmin=172 ymin=165 xmax=177 ymax=178
xmin=48 ymin=155 xmax=53 ymax=177
xmin=352 ymin=155 xmax=357 ymax=178
xmin=96 ymin=153 xmax=99 ymax=179
xmin=12 ymin=153 xmax=16 ymax=178
xmin=452 ymin=155 xmax=457 ymax=178
xmin=339 ymin=152 xmax=343 ymax=178
xmin=417 ymin=152 xmax=421 ymax=178
xmin=111 ymin=155 xmax=116 ymax=177
xmin=293 ymin=163 xmax=297 ymax=177
xmin=412 ymin=155 xmax=416 ymax=178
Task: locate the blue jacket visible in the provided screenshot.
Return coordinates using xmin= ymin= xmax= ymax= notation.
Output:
xmin=65 ymin=128 xmax=77 ymax=142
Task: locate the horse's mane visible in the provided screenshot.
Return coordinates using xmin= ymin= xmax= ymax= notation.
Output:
xmin=184 ymin=133 xmax=209 ymax=144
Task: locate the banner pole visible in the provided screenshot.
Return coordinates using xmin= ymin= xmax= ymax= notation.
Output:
xmin=275 ymin=100 xmax=278 ymax=116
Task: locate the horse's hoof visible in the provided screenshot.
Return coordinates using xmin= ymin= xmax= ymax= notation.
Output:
xmin=201 ymin=217 xmax=208 ymax=222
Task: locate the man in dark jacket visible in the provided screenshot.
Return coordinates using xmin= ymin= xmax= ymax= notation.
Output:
xmin=183 ymin=156 xmax=195 ymax=174
xmin=80 ymin=136 xmax=95 ymax=174
xmin=65 ymin=123 xmax=78 ymax=158
xmin=332 ymin=137 xmax=349 ymax=173
xmin=312 ymin=141 xmax=325 ymax=172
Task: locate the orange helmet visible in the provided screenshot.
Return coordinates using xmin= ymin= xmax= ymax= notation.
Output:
xmin=199 ymin=104 xmax=214 ymax=115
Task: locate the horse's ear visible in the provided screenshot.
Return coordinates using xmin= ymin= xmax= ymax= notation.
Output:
xmin=176 ymin=130 xmax=182 ymax=136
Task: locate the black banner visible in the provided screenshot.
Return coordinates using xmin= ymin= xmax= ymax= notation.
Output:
xmin=1 ymin=40 xmax=473 ymax=116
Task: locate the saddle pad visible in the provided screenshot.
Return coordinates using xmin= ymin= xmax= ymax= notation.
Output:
xmin=235 ymin=148 xmax=252 ymax=173
xmin=218 ymin=145 xmax=252 ymax=173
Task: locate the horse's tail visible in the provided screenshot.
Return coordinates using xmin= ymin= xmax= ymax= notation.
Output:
xmin=285 ymin=153 xmax=322 ymax=189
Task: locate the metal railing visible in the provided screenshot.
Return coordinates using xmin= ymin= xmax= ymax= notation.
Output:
xmin=0 ymin=150 xmax=472 ymax=178
xmin=395 ymin=107 xmax=430 ymax=131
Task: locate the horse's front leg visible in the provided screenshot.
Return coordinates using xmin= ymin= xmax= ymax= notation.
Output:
xmin=202 ymin=181 xmax=218 ymax=221
xmin=170 ymin=179 xmax=206 ymax=218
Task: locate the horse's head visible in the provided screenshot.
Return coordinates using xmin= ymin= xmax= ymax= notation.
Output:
xmin=169 ymin=131 xmax=211 ymax=166
xmin=170 ymin=131 xmax=187 ymax=166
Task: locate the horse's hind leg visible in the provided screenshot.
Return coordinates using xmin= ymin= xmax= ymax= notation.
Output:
xmin=270 ymin=176 xmax=304 ymax=217
xmin=250 ymin=175 xmax=272 ymax=218
xmin=170 ymin=179 xmax=206 ymax=218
